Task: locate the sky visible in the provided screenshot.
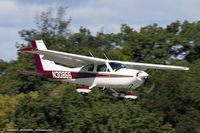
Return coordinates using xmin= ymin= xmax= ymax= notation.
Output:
xmin=0 ymin=0 xmax=200 ymax=61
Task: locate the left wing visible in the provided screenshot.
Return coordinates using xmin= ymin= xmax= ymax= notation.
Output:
xmin=18 ymin=40 xmax=106 ymax=67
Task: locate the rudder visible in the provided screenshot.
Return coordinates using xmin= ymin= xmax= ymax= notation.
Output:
xmin=31 ymin=40 xmax=57 ymax=72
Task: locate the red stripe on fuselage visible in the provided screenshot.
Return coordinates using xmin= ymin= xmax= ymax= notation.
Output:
xmin=42 ymin=71 xmax=133 ymax=79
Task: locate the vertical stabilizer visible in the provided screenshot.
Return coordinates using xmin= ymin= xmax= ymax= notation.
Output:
xmin=31 ymin=40 xmax=57 ymax=72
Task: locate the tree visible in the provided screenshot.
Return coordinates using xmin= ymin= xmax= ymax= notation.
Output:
xmin=141 ymin=60 xmax=200 ymax=132
xmin=0 ymin=93 xmax=25 ymax=131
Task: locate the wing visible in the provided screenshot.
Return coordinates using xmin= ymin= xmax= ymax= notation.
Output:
xmin=19 ymin=49 xmax=106 ymax=67
xmin=18 ymin=40 xmax=107 ymax=67
xmin=115 ymin=61 xmax=189 ymax=71
xmin=34 ymin=49 xmax=106 ymax=67
xmin=19 ymin=49 xmax=189 ymax=70
xmin=18 ymin=40 xmax=189 ymax=70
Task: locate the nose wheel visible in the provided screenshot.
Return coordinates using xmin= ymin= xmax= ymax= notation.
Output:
xmin=126 ymin=84 xmax=138 ymax=100
xmin=109 ymin=87 xmax=137 ymax=100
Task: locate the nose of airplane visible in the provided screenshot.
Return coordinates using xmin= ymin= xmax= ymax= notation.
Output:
xmin=136 ymin=71 xmax=149 ymax=80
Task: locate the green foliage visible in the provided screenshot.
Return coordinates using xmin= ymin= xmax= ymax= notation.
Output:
xmin=0 ymin=59 xmax=8 ymax=76
xmin=0 ymin=7 xmax=200 ymax=133
xmin=0 ymin=93 xmax=25 ymax=132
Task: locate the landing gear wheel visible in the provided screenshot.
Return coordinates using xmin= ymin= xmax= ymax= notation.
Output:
xmin=109 ymin=88 xmax=137 ymax=100
xmin=124 ymin=93 xmax=137 ymax=100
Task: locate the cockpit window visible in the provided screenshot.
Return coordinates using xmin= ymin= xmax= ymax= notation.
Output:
xmin=81 ymin=64 xmax=94 ymax=72
xmin=97 ymin=64 xmax=108 ymax=72
xmin=109 ymin=62 xmax=128 ymax=71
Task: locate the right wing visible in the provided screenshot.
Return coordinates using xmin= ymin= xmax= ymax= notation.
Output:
xmin=33 ymin=49 xmax=106 ymax=67
xmin=114 ymin=61 xmax=189 ymax=71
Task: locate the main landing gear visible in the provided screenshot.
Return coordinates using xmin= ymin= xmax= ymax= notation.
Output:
xmin=76 ymin=84 xmax=96 ymax=95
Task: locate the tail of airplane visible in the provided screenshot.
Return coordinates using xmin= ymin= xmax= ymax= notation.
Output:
xmin=31 ymin=40 xmax=58 ymax=72
xmin=16 ymin=40 xmax=69 ymax=75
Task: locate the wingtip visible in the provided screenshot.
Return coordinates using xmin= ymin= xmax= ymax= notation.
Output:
xmin=184 ymin=67 xmax=189 ymax=70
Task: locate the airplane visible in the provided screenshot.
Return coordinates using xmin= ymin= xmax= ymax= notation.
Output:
xmin=17 ymin=40 xmax=189 ymax=100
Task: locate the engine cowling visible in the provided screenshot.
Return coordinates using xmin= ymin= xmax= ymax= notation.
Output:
xmin=136 ymin=71 xmax=149 ymax=80
xmin=76 ymin=86 xmax=91 ymax=94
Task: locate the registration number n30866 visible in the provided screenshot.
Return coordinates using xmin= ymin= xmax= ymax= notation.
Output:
xmin=52 ymin=71 xmax=72 ymax=79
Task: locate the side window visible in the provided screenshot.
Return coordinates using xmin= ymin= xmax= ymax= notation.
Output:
xmin=97 ymin=64 xmax=108 ymax=72
xmin=81 ymin=64 xmax=94 ymax=72
xmin=109 ymin=62 xmax=128 ymax=71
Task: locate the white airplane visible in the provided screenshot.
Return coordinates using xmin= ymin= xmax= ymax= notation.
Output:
xmin=17 ymin=40 xmax=189 ymax=100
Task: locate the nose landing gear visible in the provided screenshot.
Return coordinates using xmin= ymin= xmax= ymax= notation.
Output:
xmin=110 ymin=87 xmax=137 ymax=100
xmin=124 ymin=93 xmax=137 ymax=100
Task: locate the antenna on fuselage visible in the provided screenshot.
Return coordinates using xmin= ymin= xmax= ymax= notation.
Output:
xmin=89 ymin=51 xmax=94 ymax=57
xmin=103 ymin=53 xmax=109 ymax=60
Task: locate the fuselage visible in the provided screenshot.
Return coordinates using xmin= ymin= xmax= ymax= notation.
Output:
xmin=42 ymin=66 xmax=147 ymax=89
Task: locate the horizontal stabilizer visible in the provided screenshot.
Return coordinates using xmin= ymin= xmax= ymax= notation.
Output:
xmin=18 ymin=47 xmax=38 ymax=51
xmin=13 ymin=70 xmax=43 ymax=75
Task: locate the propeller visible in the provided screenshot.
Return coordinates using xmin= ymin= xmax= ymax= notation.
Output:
xmin=146 ymin=82 xmax=155 ymax=93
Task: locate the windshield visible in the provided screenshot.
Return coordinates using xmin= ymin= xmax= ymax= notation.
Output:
xmin=109 ymin=62 xmax=128 ymax=71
